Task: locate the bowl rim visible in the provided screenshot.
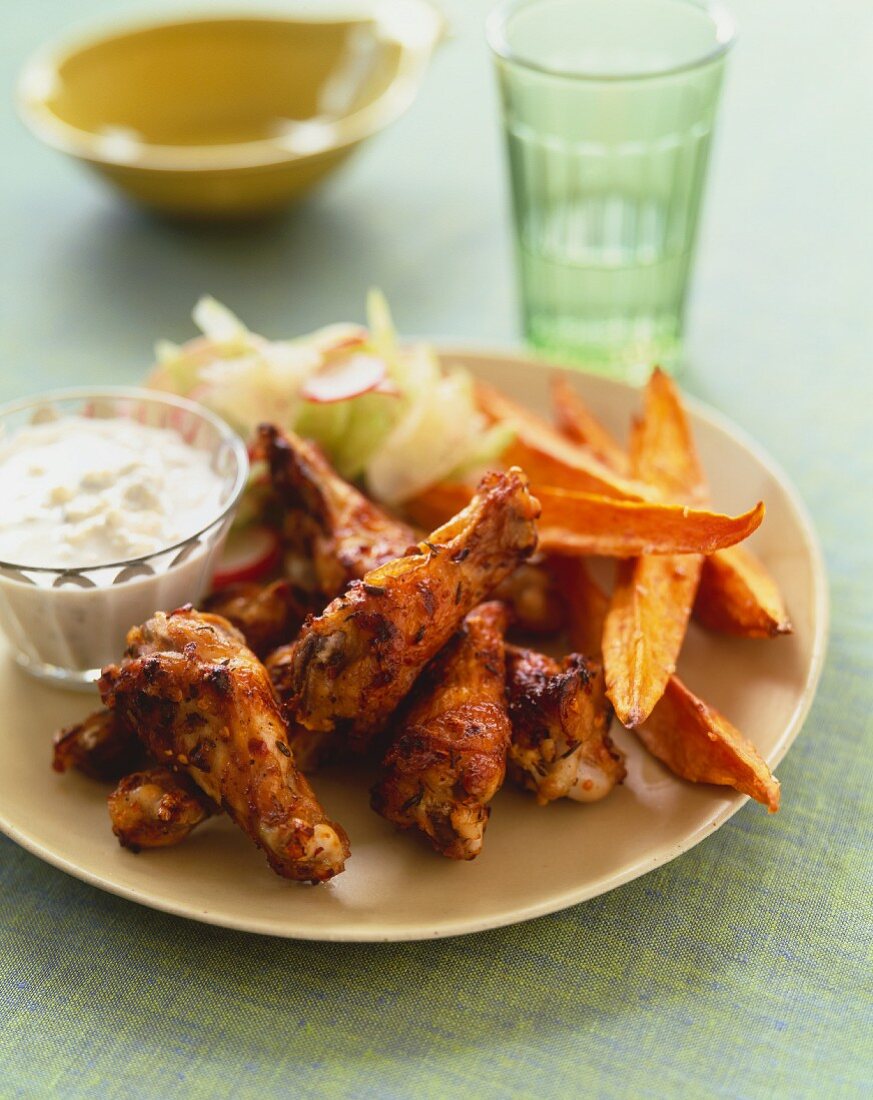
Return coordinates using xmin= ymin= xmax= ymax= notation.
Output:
xmin=16 ymin=3 xmax=445 ymax=173
xmin=0 ymin=386 xmax=250 ymax=574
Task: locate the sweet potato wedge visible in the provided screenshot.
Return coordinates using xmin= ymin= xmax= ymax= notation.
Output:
xmin=550 ymin=376 xmax=630 ymax=476
xmin=537 ymin=491 xmax=763 ymax=557
xmin=554 ymin=561 xmax=780 ymax=810
xmin=548 ymin=555 xmax=609 ymax=659
xmin=635 ymin=676 xmax=781 ymax=811
xmin=627 ymin=370 xmax=707 ymax=507
xmin=695 ymin=544 xmax=792 ymax=637
xmin=407 ymin=482 xmax=765 ymax=559
xmin=603 ymin=369 xmax=707 ymax=727
xmin=475 ymin=380 xmax=653 ymax=500
xmin=549 ymin=374 xmax=791 ymax=639
xmin=603 ymin=554 xmax=704 ymax=727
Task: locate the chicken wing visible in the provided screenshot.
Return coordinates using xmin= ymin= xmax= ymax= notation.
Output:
xmin=371 ymin=602 xmax=511 ymax=860
xmin=203 ymin=578 xmax=310 ymax=657
xmin=52 ymin=708 xmax=146 ymax=782
xmin=257 ymin=424 xmax=415 ymax=598
xmin=52 ymin=583 xmax=309 ymax=781
xmin=505 ymin=645 xmax=625 ymax=805
xmin=269 ymin=467 xmax=540 ymax=749
xmin=99 ymin=607 xmax=349 ymax=882
xmin=108 ymin=766 xmax=214 ymax=851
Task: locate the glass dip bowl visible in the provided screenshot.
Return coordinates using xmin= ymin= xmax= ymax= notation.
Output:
xmin=0 ymin=388 xmax=248 ymax=689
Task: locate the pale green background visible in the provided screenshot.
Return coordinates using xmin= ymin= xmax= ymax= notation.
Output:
xmin=1 ymin=2 xmax=871 ymax=1097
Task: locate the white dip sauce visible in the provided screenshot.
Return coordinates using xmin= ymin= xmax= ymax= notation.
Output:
xmin=0 ymin=415 xmax=226 ymax=567
xmin=0 ymin=412 xmax=238 ymax=682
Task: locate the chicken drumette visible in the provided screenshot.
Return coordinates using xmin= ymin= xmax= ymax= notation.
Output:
xmin=54 ymin=579 xmax=310 ymax=783
xmin=268 ymin=467 xmax=540 ymax=750
xmin=100 ymin=607 xmax=349 ymax=882
xmin=505 ymin=646 xmax=625 ymax=805
xmin=108 ymin=766 xmax=214 ymax=851
xmin=371 ymin=602 xmax=511 ymax=860
xmin=257 ymin=424 xmax=415 ymax=598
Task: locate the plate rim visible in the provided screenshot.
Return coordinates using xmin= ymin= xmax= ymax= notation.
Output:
xmin=0 ymin=348 xmax=830 ymax=941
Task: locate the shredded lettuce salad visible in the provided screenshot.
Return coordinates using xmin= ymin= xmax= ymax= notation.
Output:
xmin=148 ymin=292 xmax=513 ymax=507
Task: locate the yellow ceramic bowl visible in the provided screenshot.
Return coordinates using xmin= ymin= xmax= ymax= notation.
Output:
xmin=17 ymin=3 xmax=444 ymax=217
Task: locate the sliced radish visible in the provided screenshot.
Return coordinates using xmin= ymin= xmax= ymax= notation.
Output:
xmin=300 ymin=354 xmax=393 ymax=404
xmin=211 ymin=524 xmax=282 ymax=590
xmin=309 ymin=324 xmax=369 ymax=355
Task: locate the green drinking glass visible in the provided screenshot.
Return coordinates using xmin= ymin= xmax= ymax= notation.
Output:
xmin=488 ymin=0 xmax=735 ymax=382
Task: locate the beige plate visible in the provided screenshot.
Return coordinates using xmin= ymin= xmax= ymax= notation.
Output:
xmin=0 ymin=350 xmax=828 ymax=941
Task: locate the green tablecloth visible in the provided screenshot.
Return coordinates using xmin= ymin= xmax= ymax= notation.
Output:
xmin=2 ymin=2 xmax=871 ymax=1096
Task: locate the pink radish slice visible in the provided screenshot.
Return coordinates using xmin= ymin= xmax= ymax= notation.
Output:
xmin=211 ymin=524 xmax=281 ymax=589
xmin=312 ymin=326 xmax=369 ymax=355
xmin=300 ymin=354 xmax=391 ymax=404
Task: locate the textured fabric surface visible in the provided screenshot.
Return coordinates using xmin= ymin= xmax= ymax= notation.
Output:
xmin=1 ymin=1 xmax=871 ymax=1097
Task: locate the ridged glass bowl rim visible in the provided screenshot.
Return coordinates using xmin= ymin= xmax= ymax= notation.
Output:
xmin=487 ymin=0 xmax=736 ymax=83
xmin=0 ymin=386 xmax=249 ymax=575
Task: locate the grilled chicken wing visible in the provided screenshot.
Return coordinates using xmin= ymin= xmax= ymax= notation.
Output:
xmin=257 ymin=424 xmax=415 ymax=598
xmin=371 ymin=602 xmax=511 ymax=860
xmin=99 ymin=607 xmax=349 ymax=882
xmin=269 ymin=468 xmax=540 ymax=749
xmin=505 ymin=645 xmax=625 ymax=804
xmin=53 ymin=583 xmax=309 ymax=781
xmin=108 ymin=766 xmax=214 ymax=850
xmin=204 ymin=579 xmax=310 ymax=657
xmin=52 ymin=708 xmax=146 ymax=781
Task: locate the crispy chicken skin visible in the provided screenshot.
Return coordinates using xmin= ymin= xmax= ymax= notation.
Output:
xmin=371 ymin=602 xmax=511 ymax=860
xmin=269 ymin=468 xmax=540 ymax=749
xmin=52 ymin=708 xmax=146 ymax=781
xmin=505 ymin=646 xmax=625 ymax=805
xmin=257 ymin=424 xmax=415 ymax=598
xmin=108 ymin=766 xmax=214 ymax=851
xmin=204 ymin=579 xmax=310 ymax=657
xmin=99 ymin=608 xmax=349 ymax=882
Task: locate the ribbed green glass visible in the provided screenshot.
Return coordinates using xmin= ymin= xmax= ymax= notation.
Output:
xmin=489 ymin=0 xmax=734 ymax=382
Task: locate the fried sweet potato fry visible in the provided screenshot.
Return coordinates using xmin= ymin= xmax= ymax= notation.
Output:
xmin=603 ymin=369 xmax=707 ymax=727
xmin=407 ymin=481 xmax=764 ymax=559
xmin=550 ymin=373 xmax=792 ymax=639
xmin=548 ymin=556 xmax=609 ymax=659
xmin=626 ymin=370 xmax=708 ymax=507
xmin=695 ymin=544 xmax=792 ymax=637
xmin=475 ymin=380 xmax=652 ymax=500
xmin=603 ymin=555 xmax=703 ymax=727
xmin=537 ymin=488 xmax=762 ymax=557
xmin=550 ymin=376 xmax=630 ymax=476
xmin=635 ymin=677 xmax=781 ymax=811
xmin=557 ymin=560 xmax=780 ymax=808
